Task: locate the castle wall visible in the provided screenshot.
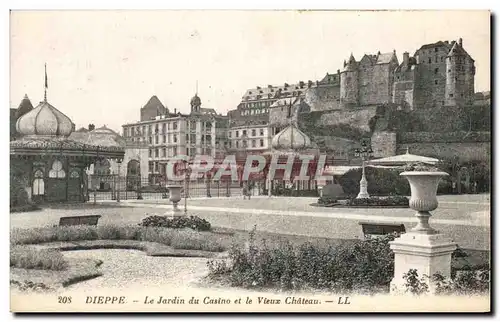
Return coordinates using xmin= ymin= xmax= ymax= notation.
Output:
xmin=340 ymin=70 xmax=358 ymax=107
xmin=304 ymin=85 xmax=341 ymax=111
xmin=371 ymin=131 xmax=397 ymax=158
xmin=314 ymin=106 xmax=378 ymax=133
xmin=358 ymin=64 xmax=393 ymax=106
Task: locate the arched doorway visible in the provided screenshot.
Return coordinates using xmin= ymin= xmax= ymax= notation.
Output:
xmin=94 ymin=159 xmax=111 ymax=190
xmin=126 ymin=159 xmax=141 ymax=191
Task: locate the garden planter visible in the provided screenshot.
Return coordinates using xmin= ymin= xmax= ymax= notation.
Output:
xmin=167 ymin=185 xmax=183 ymax=218
xmin=400 ymin=171 xmax=448 ymax=234
xmin=390 ymin=171 xmax=457 ymax=294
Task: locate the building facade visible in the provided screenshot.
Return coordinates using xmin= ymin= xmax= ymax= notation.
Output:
xmin=122 ymin=95 xmax=229 ymax=181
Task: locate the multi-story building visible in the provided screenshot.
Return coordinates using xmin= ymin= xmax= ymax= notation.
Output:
xmin=228 ymin=82 xmax=310 ymax=127
xmin=226 ymin=124 xmax=273 ymax=154
xmin=122 ymin=94 xmax=229 ymax=182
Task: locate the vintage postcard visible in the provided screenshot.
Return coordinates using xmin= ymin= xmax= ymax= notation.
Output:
xmin=9 ymin=10 xmax=491 ymax=313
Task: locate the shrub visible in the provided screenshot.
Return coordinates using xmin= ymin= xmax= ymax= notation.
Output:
xmin=170 ymin=229 xmax=225 ymax=252
xmin=339 ymin=167 xmax=410 ymax=197
xmin=347 ymin=196 xmax=409 ymax=207
xmin=10 ymin=246 xmax=68 ymax=271
xmin=317 ymin=196 xmax=338 ymax=205
xmin=10 ymin=280 xmax=52 ymax=292
xmin=207 ymin=232 xmax=396 ymax=293
xmin=402 ymin=268 xmax=490 ymax=296
xmin=140 ymin=215 xmax=211 ymax=231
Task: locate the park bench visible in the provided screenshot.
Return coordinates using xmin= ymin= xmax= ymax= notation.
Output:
xmin=58 ymin=215 xmax=101 ymax=227
xmin=359 ymin=221 xmax=406 ymax=239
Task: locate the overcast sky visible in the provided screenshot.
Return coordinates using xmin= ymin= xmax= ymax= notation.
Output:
xmin=10 ymin=10 xmax=490 ymax=132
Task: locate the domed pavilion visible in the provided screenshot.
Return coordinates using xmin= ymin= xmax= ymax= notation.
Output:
xmin=261 ymin=119 xmax=329 ymax=195
xmin=10 ymin=98 xmax=125 ymax=204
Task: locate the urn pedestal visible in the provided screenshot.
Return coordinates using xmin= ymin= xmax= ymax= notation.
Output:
xmin=167 ymin=185 xmax=184 ymax=218
xmin=390 ymin=171 xmax=457 ymax=294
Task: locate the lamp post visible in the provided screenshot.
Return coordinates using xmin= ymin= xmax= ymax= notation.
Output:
xmin=116 ymin=159 xmax=122 ymax=202
xmin=354 ymin=140 xmax=373 ymax=199
xmin=184 ymin=160 xmax=190 ymax=215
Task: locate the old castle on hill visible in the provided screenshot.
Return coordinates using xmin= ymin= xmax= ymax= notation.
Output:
xmin=230 ymin=38 xmax=477 ymax=123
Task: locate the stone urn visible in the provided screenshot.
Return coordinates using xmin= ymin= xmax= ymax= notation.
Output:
xmin=167 ymin=185 xmax=183 ymax=217
xmin=400 ymin=171 xmax=449 ymax=234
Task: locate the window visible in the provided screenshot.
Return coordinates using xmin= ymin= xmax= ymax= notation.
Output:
xmin=243 ymin=130 xmax=247 ymax=136
xmin=435 ymin=80 xmax=438 ymax=85
xmin=155 ymin=136 xmax=159 ymax=144
xmin=260 ymin=129 xmax=264 ymax=136
xmin=32 ymin=170 xmax=44 ymax=195
xmin=252 ymin=140 xmax=256 ymax=148
xmin=163 ymin=135 xmax=166 ymax=143
xmin=148 ymin=136 xmax=152 ymax=144
xmin=173 ymin=135 xmax=177 ymax=143
xmin=162 ymin=123 xmax=166 ymax=133
xmin=149 ymin=162 xmax=153 ymax=172
xmin=186 ymin=134 xmax=189 ymax=142
xmin=155 ymin=124 xmax=159 ymax=133
xmin=236 ymin=131 xmax=239 ymax=138
xmin=260 ymin=139 xmax=264 ymax=147
xmin=49 ymin=160 xmax=65 ymax=178
xmin=449 ymin=94 xmax=454 ymax=98
xmin=149 ymin=149 xmax=152 ymax=157
xmin=148 ymin=125 xmax=152 ymax=135
xmin=173 ymin=146 xmax=177 ymax=156
xmin=448 ymin=69 xmax=451 ymax=73
xmin=173 ymin=122 xmax=178 ymax=130
xmin=435 ymin=57 xmax=438 ymax=63
xmin=435 ymin=48 xmax=438 ymax=52
xmin=228 ymin=132 xmax=232 ymax=138
xmin=252 ymin=129 xmax=256 ymax=136
xmin=434 ymin=68 xmax=439 ymax=74
xmin=428 ymin=58 xmax=431 ymax=64
xmin=70 ymin=169 xmax=80 ymax=178
xmin=236 ymin=141 xmax=239 ymax=148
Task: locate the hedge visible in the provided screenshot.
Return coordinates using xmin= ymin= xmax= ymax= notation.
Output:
xmin=338 ymin=167 xmax=410 ymax=197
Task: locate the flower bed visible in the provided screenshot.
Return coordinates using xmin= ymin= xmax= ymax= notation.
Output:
xmin=11 ymin=224 xmax=224 ymax=252
xmin=316 ymin=196 xmax=409 ymax=208
xmin=140 ymin=215 xmax=211 ymax=231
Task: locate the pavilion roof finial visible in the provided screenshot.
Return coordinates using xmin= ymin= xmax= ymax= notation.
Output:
xmin=406 ymin=146 xmax=410 ymax=154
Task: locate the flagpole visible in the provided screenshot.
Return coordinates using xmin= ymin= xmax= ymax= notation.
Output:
xmin=44 ymin=63 xmax=48 ymax=102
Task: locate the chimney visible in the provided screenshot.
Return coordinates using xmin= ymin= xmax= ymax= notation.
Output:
xmin=444 ymin=40 xmax=449 ymax=45
xmin=174 ymin=108 xmax=177 ymax=114
xmin=459 ymin=38 xmax=463 ymax=46
xmin=403 ymin=52 xmax=410 ymax=65
xmin=88 ymin=124 xmax=95 ymax=131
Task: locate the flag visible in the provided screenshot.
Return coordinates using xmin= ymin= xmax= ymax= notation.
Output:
xmin=44 ymin=64 xmax=48 ymax=89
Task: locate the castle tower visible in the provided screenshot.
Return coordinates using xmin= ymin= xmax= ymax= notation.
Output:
xmin=445 ymin=39 xmax=475 ymax=107
xmin=340 ymin=53 xmax=359 ymax=108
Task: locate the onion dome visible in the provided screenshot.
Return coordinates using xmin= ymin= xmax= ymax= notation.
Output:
xmin=271 ymin=123 xmax=312 ymax=150
xmin=15 ymin=94 xmax=34 ymax=119
xmin=16 ymin=100 xmax=74 ymax=137
xmin=190 ymin=93 xmax=201 ymax=107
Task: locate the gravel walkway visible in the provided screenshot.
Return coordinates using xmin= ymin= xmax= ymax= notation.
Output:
xmin=63 ymin=249 xmax=209 ymax=291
